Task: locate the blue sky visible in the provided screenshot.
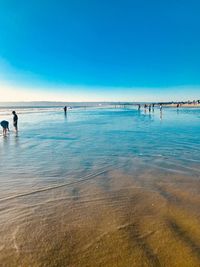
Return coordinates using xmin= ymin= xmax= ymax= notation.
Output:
xmin=0 ymin=0 xmax=200 ymax=101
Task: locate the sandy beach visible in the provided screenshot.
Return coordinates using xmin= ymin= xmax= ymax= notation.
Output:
xmin=0 ymin=167 xmax=200 ymax=267
xmin=0 ymin=107 xmax=199 ymax=266
xmin=1 ymin=0 xmax=200 ymax=265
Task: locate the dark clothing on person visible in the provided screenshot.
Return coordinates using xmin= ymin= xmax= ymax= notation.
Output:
xmin=1 ymin=120 xmax=9 ymax=129
xmin=13 ymin=114 xmax=18 ymax=127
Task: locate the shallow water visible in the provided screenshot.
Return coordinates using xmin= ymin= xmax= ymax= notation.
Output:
xmin=0 ymin=107 xmax=200 ymax=266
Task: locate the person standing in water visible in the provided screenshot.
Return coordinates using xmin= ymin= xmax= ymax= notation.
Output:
xmin=149 ymin=105 xmax=151 ymax=112
xmin=144 ymin=104 xmax=147 ymax=113
xmin=0 ymin=120 xmax=9 ymax=136
xmin=64 ymin=106 xmax=67 ymax=115
xmin=12 ymin=111 xmax=18 ymax=132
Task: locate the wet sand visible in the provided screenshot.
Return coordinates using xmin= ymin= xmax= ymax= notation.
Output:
xmin=0 ymin=165 xmax=200 ymax=267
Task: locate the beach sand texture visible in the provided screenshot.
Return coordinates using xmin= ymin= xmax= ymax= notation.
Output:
xmin=0 ymin=166 xmax=200 ymax=267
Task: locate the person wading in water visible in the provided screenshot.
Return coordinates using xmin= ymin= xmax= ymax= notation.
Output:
xmin=12 ymin=111 xmax=18 ymax=132
xmin=0 ymin=120 xmax=9 ymax=136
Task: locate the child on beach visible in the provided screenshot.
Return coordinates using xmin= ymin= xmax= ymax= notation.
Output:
xmin=0 ymin=120 xmax=9 ymax=136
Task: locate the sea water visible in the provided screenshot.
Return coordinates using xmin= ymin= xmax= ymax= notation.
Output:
xmin=0 ymin=106 xmax=200 ymax=266
xmin=0 ymin=107 xmax=199 ymax=197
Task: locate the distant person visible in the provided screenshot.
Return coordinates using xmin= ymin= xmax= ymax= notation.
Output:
xmin=1 ymin=120 xmax=9 ymax=136
xmin=144 ymin=104 xmax=147 ymax=113
xmin=159 ymin=104 xmax=163 ymax=111
xmin=149 ymin=105 xmax=151 ymax=112
xmin=152 ymin=103 xmax=155 ymax=112
xmin=12 ymin=111 xmax=18 ymax=132
xmin=64 ymin=106 xmax=67 ymax=114
xmin=138 ymin=104 xmax=141 ymax=110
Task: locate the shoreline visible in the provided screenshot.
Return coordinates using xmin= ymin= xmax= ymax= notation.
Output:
xmin=163 ymin=103 xmax=200 ymax=108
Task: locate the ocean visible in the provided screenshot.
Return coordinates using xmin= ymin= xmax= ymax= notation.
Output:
xmin=0 ymin=106 xmax=200 ymax=266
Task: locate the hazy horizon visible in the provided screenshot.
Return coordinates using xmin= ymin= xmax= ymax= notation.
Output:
xmin=0 ymin=98 xmax=199 ymax=107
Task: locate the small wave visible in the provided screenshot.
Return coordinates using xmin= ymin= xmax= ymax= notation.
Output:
xmin=0 ymin=165 xmax=120 ymax=203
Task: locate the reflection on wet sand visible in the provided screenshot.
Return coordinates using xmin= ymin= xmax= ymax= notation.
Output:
xmin=0 ymin=166 xmax=200 ymax=267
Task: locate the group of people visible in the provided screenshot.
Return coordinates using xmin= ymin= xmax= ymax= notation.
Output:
xmin=138 ymin=103 xmax=158 ymax=112
xmin=0 ymin=111 xmax=18 ymax=136
xmin=137 ymin=103 xmax=164 ymax=121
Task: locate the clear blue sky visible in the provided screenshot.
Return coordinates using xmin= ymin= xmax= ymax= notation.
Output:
xmin=0 ymin=0 xmax=200 ymax=101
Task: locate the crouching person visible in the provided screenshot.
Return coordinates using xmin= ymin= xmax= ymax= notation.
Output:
xmin=1 ymin=120 xmax=9 ymax=136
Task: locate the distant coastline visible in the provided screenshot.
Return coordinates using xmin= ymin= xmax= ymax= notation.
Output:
xmin=165 ymin=103 xmax=200 ymax=108
xmin=0 ymin=100 xmax=199 ymax=108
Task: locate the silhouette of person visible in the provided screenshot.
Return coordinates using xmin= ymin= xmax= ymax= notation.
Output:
xmin=149 ymin=105 xmax=151 ymax=112
xmin=12 ymin=111 xmax=18 ymax=132
xmin=1 ymin=120 xmax=9 ymax=136
xmin=64 ymin=106 xmax=67 ymax=115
